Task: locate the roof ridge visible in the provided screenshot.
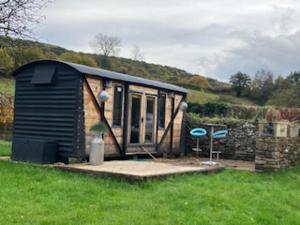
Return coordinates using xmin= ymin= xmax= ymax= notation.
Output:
xmin=13 ymin=59 xmax=188 ymax=94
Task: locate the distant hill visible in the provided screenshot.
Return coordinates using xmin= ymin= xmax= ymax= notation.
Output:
xmin=0 ymin=36 xmax=259 ymax=106
xmin=0 ymin=36 xmax=231 ymax=91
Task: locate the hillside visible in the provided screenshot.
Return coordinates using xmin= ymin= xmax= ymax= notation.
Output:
xmin=0 ymin=36 xmax=254 ymax=105
xmin=187 ymin=90 xmax=257 ymax=106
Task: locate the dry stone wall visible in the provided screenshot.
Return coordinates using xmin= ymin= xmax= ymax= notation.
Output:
xmin=185 ymin=121 xmax=257 ymax=161
xmin=255 ymin=137 xmax=300 ymax=171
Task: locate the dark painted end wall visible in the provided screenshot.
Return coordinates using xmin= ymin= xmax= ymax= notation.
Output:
xmin=13 ymin=61 xmax=84 ymax=161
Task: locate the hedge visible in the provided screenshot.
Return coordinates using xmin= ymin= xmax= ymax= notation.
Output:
xmin=187 ymin=102 xmax=268 ymax=120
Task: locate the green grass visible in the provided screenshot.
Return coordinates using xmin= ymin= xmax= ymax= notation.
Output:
xmin=0 ymin=76 xmax=15 ymax=96
xmin=188 ymin=90 xmax=257 ymax=105
xmin=0 ymin=141 xmax=300 ymax=225
xmin=0 ymin=140 xmax=11 ymax=156
xmin=187 ymin=90 xmax=220 ymax=103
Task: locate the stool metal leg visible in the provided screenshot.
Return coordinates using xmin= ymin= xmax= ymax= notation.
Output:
xmin=192 ymin=137 xmax=202 ymax=153
xmin=210 ymin=126 xmax=213 ymax=162
xmin=202 ymin=126 xmax=219 ymax=166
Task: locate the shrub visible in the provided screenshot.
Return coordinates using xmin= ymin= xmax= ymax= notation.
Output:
xmin=90 ymin=122 xmax=108 ymax=133
xmin=187 ymin=101 xmax=275 ymax=120
xmin=187 ymin=102 xmax=229 ymax=117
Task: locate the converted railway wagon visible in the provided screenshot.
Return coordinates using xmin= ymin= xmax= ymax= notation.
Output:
xmin=12 ymin=60 xmax=188 ymax=163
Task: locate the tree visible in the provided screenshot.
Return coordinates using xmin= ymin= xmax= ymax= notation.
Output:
xmin=89 ymin=33 xmax=121 ymax=70
xmin=9 ymin=46 xmax=46 ymax=67
xmin=89 ymin=33 xmax=121 ymax=57
xmin=250 ymin=69 xmax=275 ymax=105
xmin=189 ymin=75 xmax=209 ymax=89
xmin=287 ymin=71 xmax=300 ymax=85
xmin=59 ymin=52 xmax=97 ymax=67
xmin=268 ymin=72 xmax=300 ymax=107
xmin=131 ymin=45 xmax=144 ymax=61
xmin=0 ymin=0 xmax=50 ymax=37
xmin=229 ymin=72 xmax=251 ymax=97
xmin=273 ymin=75 xmax=291 ymax=91
xmin=269 ymin=85 xmax=300 ymax=107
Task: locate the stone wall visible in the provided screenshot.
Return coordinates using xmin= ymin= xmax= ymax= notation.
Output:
xmin=185 ymin=121 xmax=257 ymax=161
xmin=226 ymin=122 xmax=257 ymax=160
xmin=255 ymin=137 xmax=300 ymax=171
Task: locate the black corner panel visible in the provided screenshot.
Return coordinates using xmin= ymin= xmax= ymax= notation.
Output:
xmin=12 ymin=138 xmax=57 ymax=164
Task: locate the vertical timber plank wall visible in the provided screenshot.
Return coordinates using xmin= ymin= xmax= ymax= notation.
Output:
xmin=157 ymin=94 xmax=175 ymax=154
xmin=172 ymin=94 xmax=183 ymax=154
xmin=83 ymin=76 xmax=121 ymax=157
xmin=103 ymin=82 xmax=124 ymax=155
xmin=158 ymin=94 xmax=172 ymax=153
xmin=83 ymin=76 xmax=185 ymax=156
xmin=83 ymin=76 xmax=102 ymax=155
xmin=157 ymin=94 xmax=183 ymax=154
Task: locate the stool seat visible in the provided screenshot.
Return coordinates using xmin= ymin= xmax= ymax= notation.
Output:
xmin=190 ymin=128 xmax=207 ymax=137
xmin=212 ymin=129 xmax=228 ymax=139
xmin=190 ymin=128 xmax=207 ymax=153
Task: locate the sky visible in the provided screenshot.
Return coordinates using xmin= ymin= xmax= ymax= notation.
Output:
xmin=34 ymin=0 xmax=300 ymax=81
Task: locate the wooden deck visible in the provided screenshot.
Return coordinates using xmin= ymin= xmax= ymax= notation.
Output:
xmin=54 ymin=160 xmax=224 ymax=181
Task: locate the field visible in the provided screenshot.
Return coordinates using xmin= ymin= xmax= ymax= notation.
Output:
xmin=187 ymin=90 xmax=257 ymax=105
xmin=0 ymin=140 xmax=300 ymax=225
xmin=0 ymin=76 xmax=15 ymax=96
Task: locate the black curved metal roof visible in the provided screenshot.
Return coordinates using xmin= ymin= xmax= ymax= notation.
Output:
xmin=14 ymin=59 xmax=188 ymax=94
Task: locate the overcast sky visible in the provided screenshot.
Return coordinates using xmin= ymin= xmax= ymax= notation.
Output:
xmin=35 ymin=0 xmax=300 ymax=81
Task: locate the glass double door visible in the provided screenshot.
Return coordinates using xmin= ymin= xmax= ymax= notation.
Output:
xmin=129 ymin=94 xmax=156 ymax=144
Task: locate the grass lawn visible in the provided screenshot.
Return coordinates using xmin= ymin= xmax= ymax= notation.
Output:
xmin=0 ymin=140 xmax=11 ymax=156
xmin=0 ymin=141 xmax=300 ymax=225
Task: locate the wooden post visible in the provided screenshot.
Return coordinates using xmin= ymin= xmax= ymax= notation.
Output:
xmin=155 ymin=90 xmax=160 ymax=152
xmin=122 ymin=83 xmax=129 ymax=154
xmin=179 ymin=94 xmax=187 ymax=156
xmin=170 ymin=97 xmax=175 ymax=154
xmin=158 ymin=97 xmax=185 ymax=151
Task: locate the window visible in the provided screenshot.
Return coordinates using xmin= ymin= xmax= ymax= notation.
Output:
xmin=31 ymin=64 xmax=56 ymax=84
xmin=158 ymin=94 xmax=166 ymax=128
xmin=113 ymin=85 xmax=123 ymax=126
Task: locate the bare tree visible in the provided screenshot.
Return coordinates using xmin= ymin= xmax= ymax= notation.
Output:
xmin=89 ymin=33 xmax=121 ymax=57
xmin=0 ymin=0 xmax=50 ymax=37
xmin=131 ymin=44 xmax=144 ymax=61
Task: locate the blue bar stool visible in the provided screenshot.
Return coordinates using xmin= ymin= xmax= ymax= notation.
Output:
xmin=190 ymin=128 xmax=207 ymax=153
xmin=212 ymin=129 xmax=228 ymax=160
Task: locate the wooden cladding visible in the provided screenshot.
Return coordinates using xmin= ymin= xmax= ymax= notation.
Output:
xmin=83 ymin=75 xmax=185 ymax=157
xmin=13 ymin=60 xmax=187 ymax=163
xmin=158 ymin=93 xmax=166 ymax=129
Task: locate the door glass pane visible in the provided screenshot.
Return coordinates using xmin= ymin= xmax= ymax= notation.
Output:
xmin=130 ymin=96 xmax=141 ymax=143
xmin=145 ymin=97 xmax=155 ymax=143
